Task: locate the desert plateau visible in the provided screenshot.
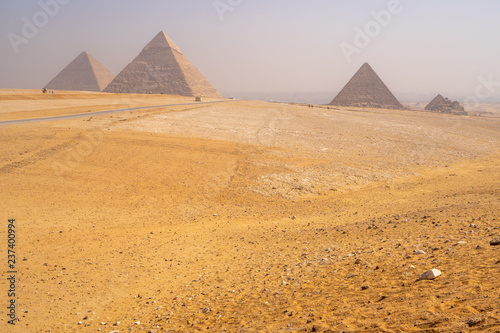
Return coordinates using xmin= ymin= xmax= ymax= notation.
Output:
xmin=0 ymin=89 xmax=499 ymax=332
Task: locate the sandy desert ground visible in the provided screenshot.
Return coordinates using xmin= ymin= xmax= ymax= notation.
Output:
xmin=0 ymin=90 xmax=499 ymax=332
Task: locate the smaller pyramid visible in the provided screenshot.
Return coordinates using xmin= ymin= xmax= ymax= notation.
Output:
xmin=45 ymin=52 xmax=115 ymax=92
xmin=104 ymin=31 xmax=222 ymax=98
xmin=329 ymin=63 xmax=403 ymax=109
xmin=425 ymin=94 xmax=466 ymax=114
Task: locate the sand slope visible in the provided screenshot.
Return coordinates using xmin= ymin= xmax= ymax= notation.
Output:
xmin=0 ymin=91 xmax=499 ymax=332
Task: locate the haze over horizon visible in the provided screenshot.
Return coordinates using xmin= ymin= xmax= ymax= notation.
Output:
xmin=1 ymin=0 xmax=499 ymax=103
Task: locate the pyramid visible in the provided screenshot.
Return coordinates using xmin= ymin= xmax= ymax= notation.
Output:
xmin=329 ymin=63 xmax=403 ymax=109
xmin=104 ymin=31 xmax=222 ymax=98
xmin=425 ymin=94 xmax=466 ymax=114
xmin=45 ymin=51 xmax=115 ymax=92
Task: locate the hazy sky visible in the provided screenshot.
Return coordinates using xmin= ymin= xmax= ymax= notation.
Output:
xmin=1 ymin=0 xmax=499 ymax=103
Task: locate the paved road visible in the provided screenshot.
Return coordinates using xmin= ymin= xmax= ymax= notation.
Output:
xmin=0 ymin=100 xmax=229 ymax=126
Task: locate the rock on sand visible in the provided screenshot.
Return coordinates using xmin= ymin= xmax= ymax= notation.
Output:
xmin=419 ymin=269 xmax=441 ymax=280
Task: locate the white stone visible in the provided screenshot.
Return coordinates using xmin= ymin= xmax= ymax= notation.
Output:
xmin=415 ymin=250 xmax=425 ymax=255
xmin=419 ymin=269 xmax=441 ymax=280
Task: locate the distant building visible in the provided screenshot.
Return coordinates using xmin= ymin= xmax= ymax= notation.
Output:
xmin=329 ymin=63 xmax=403 ymax=110
xmin=45 ymin=51 xmax=114 ymax=92
xmin=104 ymin=31 xmax=222 ymax=98
xmin=425 ymin=94 xmax=466 ymax=115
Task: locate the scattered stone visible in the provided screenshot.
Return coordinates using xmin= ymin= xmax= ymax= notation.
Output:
xmin=202 ymin=307 xmax=211 ymax=314
xmin=361 ymin=285 xmax=370 ymax=290
xmin=465 ymin=318 xmax=484 ymax=327
xmin=490 ymin=239 xmax=500 ymax=246
xmin=134 ymin=321 xmax=141 ymax=325
xmin=415 ymin=250 xmax=425 ymax=255
xmin=77 ymin=321 xmax=83 ymax=325
xmin=354 ymin=259 xmax=362 ymax=265
xmin=419 ymin=269 xmax=441 ymax=280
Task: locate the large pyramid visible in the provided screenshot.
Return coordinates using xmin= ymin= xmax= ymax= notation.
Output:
xmin=330 ymin=63 xmax=403 ymax=109
xmin=45 ymin=51 xmax=115 ymax=92
xmin=104 ymin=31 xmax=222 ymax=98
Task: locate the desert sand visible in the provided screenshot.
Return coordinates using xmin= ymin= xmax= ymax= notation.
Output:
xmin=0 ymin=90 xmax=499 ymax=332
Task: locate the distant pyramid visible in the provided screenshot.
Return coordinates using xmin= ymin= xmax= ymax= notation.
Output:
xmin=425 ymin=94 xmax=466 ymax=114
xmin=104 ymin=31 xmax=222 ymax=98
xmin=45 ymin=51 xmax=115 ymax=92
xmin=330 ymin=63 xmax=403 ymax=109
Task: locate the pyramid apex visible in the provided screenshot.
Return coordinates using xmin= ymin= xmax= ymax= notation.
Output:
xmin=143 ymin=31 xmax=182 ymax=54
xmin=360 ymin=62 xmax=375 ymax=71
xmin=75 ymin=51 xmax=91 ymax=59
xmin=153 ymin=31 xmax=169 ymax=40
xmin=428 ymin=94 xmax=447 ymax=105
